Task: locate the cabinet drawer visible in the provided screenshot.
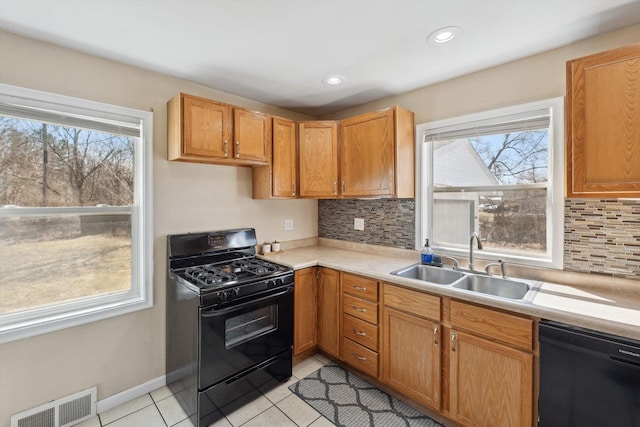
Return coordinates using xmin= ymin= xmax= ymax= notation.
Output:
xmin=343 ymin=314 xmax=378 ymax=351
xmin=450 ymin=300 xmax=533 ymax=351
xmin=383 ymin=284 xmax=441 ymax=321
xmin=343 ymin=273 xmax=378 ymax=302
xmin=343 ymin=337 xmax=378 ymax=378
xmin=343 ymin=294 xmax=378 ymax=325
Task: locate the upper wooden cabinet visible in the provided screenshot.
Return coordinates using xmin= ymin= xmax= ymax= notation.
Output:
xmin=566 ymin=46 xmax=640 ymax=198
xmin=340 ymin=106 xmax=415 ymax=198
xmin=233 ymin=108 xmax=271 ymax=163
xmin=253 ymin=117 xmax=297 ymax=199
xmin=298 ymin=121 xmax=339 ymax=198
xmin=168 ymin=93 xmax=271 ymax=166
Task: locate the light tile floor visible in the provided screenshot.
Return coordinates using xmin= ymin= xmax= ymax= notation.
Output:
xmin=76 ymin=354 xmax=336 ymax=427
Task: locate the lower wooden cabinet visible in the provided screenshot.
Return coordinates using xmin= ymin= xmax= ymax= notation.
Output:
xmin=342 ymin=335 xmax=378 ymax=378
xmin=341 ymin=273 xmax=380 ymax=378
xmin=293 ymin=267 xmax=318 ymax=356
xmin=448 ymin=300 xmax=535 ymax=427
xmin=449 ymin=330 xmax=533 ymax=427
xmin=381 ymin=283 xmax=442 ymax=410
xmin=382 ymin=306 xmax=441 ymax=410
xmin=318 ymin=267 xmax=340 ymax=357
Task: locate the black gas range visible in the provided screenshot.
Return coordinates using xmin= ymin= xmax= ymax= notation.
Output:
xmin=166 ymin=228 xmax=294 ymax=427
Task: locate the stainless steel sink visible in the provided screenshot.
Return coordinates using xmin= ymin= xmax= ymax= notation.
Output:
xmin=390 ymin=263 xmax=466 ymax=285
xmin=453 ymin=274 xmax=536 ymax=300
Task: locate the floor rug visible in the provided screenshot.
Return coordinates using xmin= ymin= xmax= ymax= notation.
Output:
xmin=289 ymin=363 xmax=444 ymax=427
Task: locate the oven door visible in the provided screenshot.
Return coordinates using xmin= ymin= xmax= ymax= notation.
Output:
xmin=198 ymin=284 xmax=293 ymax=389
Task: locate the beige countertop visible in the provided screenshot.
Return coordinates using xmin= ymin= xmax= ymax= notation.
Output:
xmin=261 ymin=244 xmax=640 ymax=341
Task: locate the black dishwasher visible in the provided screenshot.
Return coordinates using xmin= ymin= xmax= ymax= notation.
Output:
xmin=539 ymin=320 xmax=640 ymax=427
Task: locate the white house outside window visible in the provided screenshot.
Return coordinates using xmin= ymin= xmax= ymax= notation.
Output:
xmin=0 ymin=84 xmax=153 ymax=343
xmin=416 ymin=98 xmax=564 ymax=269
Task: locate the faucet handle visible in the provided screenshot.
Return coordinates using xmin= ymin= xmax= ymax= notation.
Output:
xmin=441 ymin=255 xmax=459 ymax=270
xmin=485 ymin=259 xmax=507 ymax=278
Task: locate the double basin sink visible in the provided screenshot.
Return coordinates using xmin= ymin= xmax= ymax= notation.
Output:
xmin=390 ymin=263 xmax=541 ymax=302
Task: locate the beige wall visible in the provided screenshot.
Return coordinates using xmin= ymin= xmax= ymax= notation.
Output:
xmin=0 ymin=30 xmax=317 ymax=424
xmin=323 ymin=24 xmax=640 ymax=122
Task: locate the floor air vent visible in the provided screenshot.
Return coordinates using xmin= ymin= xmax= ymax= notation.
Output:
xmin=11 ymin=387 xmax=96 ymax=427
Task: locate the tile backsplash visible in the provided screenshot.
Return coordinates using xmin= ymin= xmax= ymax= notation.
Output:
xmin=564 ymin=198 xmax=640 ymax=279
xmin=318 ymin=199 xmax=415 ymax=249
xmin=318 ymin=197 xmax=639 ymax=279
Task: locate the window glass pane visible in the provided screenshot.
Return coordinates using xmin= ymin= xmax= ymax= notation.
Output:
xmin=433 ymin=189 xmax=547 ymax=257
xmin=0 ymin=116 xmax=134 ymax=208
xmin=433 ymin=130 xmax=548 ymax=187
xmin=480 ymin=188 xmax=547 ymax=256
xmin=0 ymin=214 xmax=132 ymax=315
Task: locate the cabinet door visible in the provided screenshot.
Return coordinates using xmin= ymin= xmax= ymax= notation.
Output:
xmin=567 ymin=46 xmax=640 ymax=198
xmin=183 ymin=95 xmax=232 ymax=158
xmin=298 ymin=121 xmax=339 ymax=198
xmin=450 ymin=330 xmax=533 ymax=427
xmin=340 ymin=109 xmax=395 ymax=197
xmin=272 ymin=118 xmax=297 ymax=197
xmin=382 ymin=307 xmax=441 ymax=410
xmin=318 ymin=267 xmax=340 ymax=358
xmin=233 ymin=108 xmax=271 ymax=163
xmin=293 ymin=268 xmax=318 ymax=356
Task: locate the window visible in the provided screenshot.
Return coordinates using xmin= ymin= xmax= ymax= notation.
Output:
xmin=0 ymin=84 xmax=153 ymax=343
xmin=416 ymin=98 xmax=564 ymax=269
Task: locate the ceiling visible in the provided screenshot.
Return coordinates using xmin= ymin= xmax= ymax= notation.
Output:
xmin=1 ymin=0 xmax=639 ymax=116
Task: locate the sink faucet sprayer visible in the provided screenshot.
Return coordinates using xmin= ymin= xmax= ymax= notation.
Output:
xmin=469 ymin=232 xmax=483 ymax=271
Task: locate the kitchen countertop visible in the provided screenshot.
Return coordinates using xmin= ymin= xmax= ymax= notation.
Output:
xmin=262 ymin=244 xmax=640 ymax=341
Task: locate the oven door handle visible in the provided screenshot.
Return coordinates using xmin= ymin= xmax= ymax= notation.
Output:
xmin=201 ymin=286 xmax=293 ymax=317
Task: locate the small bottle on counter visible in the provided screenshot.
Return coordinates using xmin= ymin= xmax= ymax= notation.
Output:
xmin=421 ymin=239 xmax=434 ymax=264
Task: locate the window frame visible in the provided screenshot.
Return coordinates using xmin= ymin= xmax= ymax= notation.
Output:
xmin=0 ymin=83 xmax=153 ymax=343
xmin=415 ymin=97 xmax=564 ymax=269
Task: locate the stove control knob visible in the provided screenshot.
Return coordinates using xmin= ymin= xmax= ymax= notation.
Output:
xmin=232 ymin=288 xmax=240 ymax=298
xmin=216 ymin=291 xmax=226 ymax=302
xmin=274 ymin=278 xmax=283 ymax=287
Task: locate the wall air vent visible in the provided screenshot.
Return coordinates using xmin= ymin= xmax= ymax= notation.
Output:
xmin=10 ymin=387 xmax=97 ymax=427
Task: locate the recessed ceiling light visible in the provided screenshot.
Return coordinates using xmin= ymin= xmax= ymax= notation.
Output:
xmin=428 ymin=26 xmax=461 ymax=44
xmin=323 ymin=75 xmax=345 ymax=85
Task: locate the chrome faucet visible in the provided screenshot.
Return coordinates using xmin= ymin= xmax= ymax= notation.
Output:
xmin=485 ymin=259 xmax=507 ymax=278
xmin=469 ymin=232 xmax=483 ymax=271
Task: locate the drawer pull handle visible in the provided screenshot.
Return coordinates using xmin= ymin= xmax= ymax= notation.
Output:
xmin=352 ymin=353 xmax=367 ymax=361
xmin=434 ymin=325 xmax=438 ymax=346
xmin=352 ymin=306 xmax=366 ymax=313
xmin=352 ymin=285 xmax=367 ymax=291
xmin=352 ymin=329 xmax=366 ymax=336
xmin=235 ymin=140 xmax=240 ymax=158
